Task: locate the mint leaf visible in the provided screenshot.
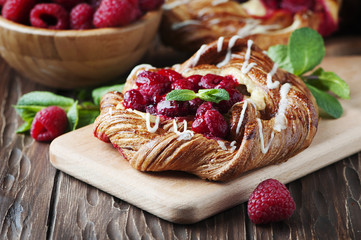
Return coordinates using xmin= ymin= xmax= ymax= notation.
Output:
xmin=92 ymin=84 xmax=124 ymax=105
xmin=17 ymin=91 xmax=74 ymax=107
xmin=306 ymin=83 xmax=343 ymax=118
xmin=196 ymin=89 xmax=229 ymax=103
xmin=288 ymin=27 xmax=325 ymax=76
xmin=166 ymin=89 xmax=196 ymax=101
xmin=306 ymin=68 xmax=350 ymax=99
xmin=78 ymin=109 xmax=100 ymax=128
xmin=67 ymin=101 xmax=79 ymax=131
xmin=267 ymin=44 xmax=293 ymax=73
xmin=16 ymin=119 xmax=33 ymax=133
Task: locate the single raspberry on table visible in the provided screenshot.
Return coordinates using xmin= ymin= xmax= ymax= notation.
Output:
xmin=1 ymin=0 xmax=36 ymax=24
xmin=30 ymin=3 xmax=69 ymax=30
xmin=138 ymin=0 xmax=164 ymax=12
xmin=248 ymin=179 xmax=296 ymax=224
xmin=52 ymin=0 xmax=86 ymax=10
xmin=70 ymin=3 xmax=94 ymax=30
xmin=30 ymin=106 xmax=68 ymax=142
xmin=93 ymin=0 xmax=141 ymax=28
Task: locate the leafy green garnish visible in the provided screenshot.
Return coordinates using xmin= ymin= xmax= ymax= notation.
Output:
xmin=166 ymin=89 xmax=229 ymax=103
xmin=268 ymin=27 xmax=350 ymax=118
xmin=92 ymin=84 xmax=124 ymax=105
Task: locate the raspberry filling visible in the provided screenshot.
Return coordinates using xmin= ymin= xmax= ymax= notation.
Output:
xmin=122 ymin=69 xmax=244 ymax=139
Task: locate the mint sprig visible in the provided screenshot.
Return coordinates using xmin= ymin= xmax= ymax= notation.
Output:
xmin=14 ymin=84 xmax=124 ymax=133
xmin=268 ymin=27 xmax=350 ymax=118
xmin=166 ymin=89 xmax=229 ymax=103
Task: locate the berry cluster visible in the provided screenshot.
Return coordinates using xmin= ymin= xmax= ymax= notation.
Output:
xmin=0 ymin=0 xmax=164 ymax=30
xmin=123 ymin=69 xmax=244 ymax=139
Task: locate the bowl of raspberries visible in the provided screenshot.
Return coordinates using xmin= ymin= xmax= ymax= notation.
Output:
xmin=0 ymin=0 xmax=164 ymax=89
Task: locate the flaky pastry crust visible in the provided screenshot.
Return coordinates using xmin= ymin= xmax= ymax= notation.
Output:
xmin=93 ymin=37 xmax=318 ymax=181
xmin=160 ymin=0 xmax=341 ymax=52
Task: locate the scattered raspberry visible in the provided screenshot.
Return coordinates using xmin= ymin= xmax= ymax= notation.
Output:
xmin=93 ymin=0 xmax=141 ymax=28
xmin=30 ymin=4 xmax=69 ymax=30
xmin=70 ymin=3 xmax=94 ymax=30
xmin=248 ymin=179 xmax=296 ymax=224
xmin=139 ymin=0 xmax=164 ymax=12
xmin=30 ymin=106 xmax=68 ymax=142
xmin=123 ymin=89 xmax=146 ymax=111
xmin=157 ymin=69 xmax=184 ymax=82
xmin=1 ymin=0 xmax=36 ymax=24
xmin=52 ymin=0 xmax=86 ymax=10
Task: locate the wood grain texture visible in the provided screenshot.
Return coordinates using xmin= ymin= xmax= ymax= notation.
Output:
xmin=0 ymin=39 xmax=361 ymax=239
xmin=0 ymin=10 xmax=162 ymax=89
xmin=49 ymin=56 xmax=361 ymax=224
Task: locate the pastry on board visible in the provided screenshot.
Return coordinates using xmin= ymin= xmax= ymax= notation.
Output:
xmin=160 ymin=0 xmax=341 ymax=52
xmin=93 ymin=37 xmax=318 ymax=181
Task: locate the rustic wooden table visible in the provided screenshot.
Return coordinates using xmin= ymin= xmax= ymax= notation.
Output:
xmin=1 ymin=37 xmax=361 ymax=239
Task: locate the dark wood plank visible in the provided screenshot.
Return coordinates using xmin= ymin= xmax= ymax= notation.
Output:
xmin=0 ymin=60 xmax=56 ymax=239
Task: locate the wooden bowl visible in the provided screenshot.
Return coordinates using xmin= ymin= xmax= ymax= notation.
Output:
xmin=0 ymin=10 xmax=162 ymax=89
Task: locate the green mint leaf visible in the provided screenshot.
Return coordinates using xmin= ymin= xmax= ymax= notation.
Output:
xmin=267 ymin=44 xmax=294 ymax=73
xmin=78 ymin=109 xmax=100 ymax=128
xmin=92 ymin=84 xmax=124 ymax=105
xmin=289 ymin=27 xmax=325 ymax=76
xmin=306 ymin=68 xmax=350 ymax=99
xmin=17 ymin=91 xmax=74 ymax=107
xmin=306 ymin=83 xmax=343 ymax=118
xmin=16 ymin=119 xmax=33 ymax=133
xmin=166 ymin=89 xmax=196 ymax=101
xmin=196 ymin=89 xmax=229 ymax=103
xmin=67 ymin=101 xmax=79 ymax=131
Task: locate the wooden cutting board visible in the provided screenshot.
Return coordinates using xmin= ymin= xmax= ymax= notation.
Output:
xmin=49 ymin=56 xmax=361 ymax=224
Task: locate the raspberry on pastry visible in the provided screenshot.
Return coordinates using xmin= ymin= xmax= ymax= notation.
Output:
xmin=93 ymin=37 xmax=318 ymax=181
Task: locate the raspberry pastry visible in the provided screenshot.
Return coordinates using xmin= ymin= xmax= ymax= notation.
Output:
xmin=93 ymin=37 xmax=318 ymax=181
xmin=160 ymin=0 xmax=341 ymax=52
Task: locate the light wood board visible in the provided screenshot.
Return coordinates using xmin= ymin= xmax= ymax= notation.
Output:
xmin=49 ymin=56 xmax=361 ymax=224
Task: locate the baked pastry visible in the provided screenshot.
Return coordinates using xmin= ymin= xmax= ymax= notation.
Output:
xmin=93 ymin=36 xmax=318 ymax=181
xmin=160 ymin=0 xmax=341 ymax=52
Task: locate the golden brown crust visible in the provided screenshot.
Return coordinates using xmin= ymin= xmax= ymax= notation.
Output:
xmin=93 ymin=38 xmax=318 ymax=181
xmin=160 ymin=0 xmax=341 ymax=52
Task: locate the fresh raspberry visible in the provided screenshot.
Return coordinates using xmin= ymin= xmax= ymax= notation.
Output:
xmin=186 ymin=74 xmax=202 ymax=90
xmin=196 ymin=102 xmax=215 ymax=118
xmin=216 ymin=75 xmax=238 ymax=89
xmin=136 ymin=71 xmax=171 ymax=101
xmin=156 ymin=100 xmax=188 ymax=117
xmin=192 ymin=117 xmax=209 ymax=134
xmin=30 ymin=4 xmax=69 ymax=30
xmin=280 ymin=0 xmax=315 ymax=13
xmin=138 ymin=0 xmax=164 ymax=12
xmin=93 ymin=0 xmax=141 ymax=28
xmin=200 ymin=74 xmax=224 ymax=89
xmin=89 ymin=0 xmax=102 ymax=9
xmin=0 ymin=0 xmax=7 ymax=7
xmin=123 ymin=89 xmax=146 ymax=111
xmin=171 ymin=79 xmax=195 ymax=91
xmin=1 ymin=0 xmax=36 ymax=24
xmin=204 ymin=110 xmax=229 ymax=138
xmin=188 ymin=98 xmax=203 ymax=115
xmin=70 ymin=3 xmax=94 ymax=30
xmin=214 ymin=89 xmax=243 ymax=113
xmin=157 ymin=69 xmax=184 ymax=82
xmin=30 ymin=106 xmax=68 ymax=142
xmin=248 ymin=179 xmax=296 ymax=224
xmin=52 ymin=0 xmax=86 ymax=10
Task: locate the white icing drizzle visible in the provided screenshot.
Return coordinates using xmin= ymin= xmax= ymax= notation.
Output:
xmin=273 ymin=83 xmax=291 ymax=132
xmin=162 ymin=0 xmax=189 ymax=10
xmin=191 ymin=44 xmax=207 ymax=67
xmin=145 ymin=113 xmax=160 ymax=133
xmin=212 ymin=0 xmax=228 ymax=6
xmin=237 ymin=19 xmax=280 ymax=38
xmin=256 ymin=118 xmax=275 ymax=154
xmin=217 ymin=140 xmax=228 ymax=150
xmin=236 ymin=100 xmax=248 ymax=135
xmin=126 ymin=64 xmax=155 ymax=82
xmin=217 ymin=35 xmax=242 ymax=68
xmin=217 ymin=36 xmax=225 ymax=53
xmin=108 ymin=108 xmax=113 ymax=116
xmin=171 ymin=20 xmax=201 ymax=30
xmin=230 ymin=141 xmax=237 ymax=152
xmin=241 ymin=39 xmax=257 ymax=74
xmin=266 ymin=63 xmax=280 ymax=89
xmin=173 ymin=119 xmax=194 ymax=141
